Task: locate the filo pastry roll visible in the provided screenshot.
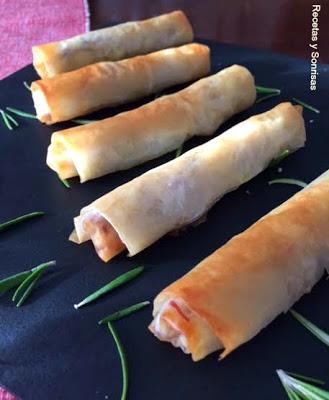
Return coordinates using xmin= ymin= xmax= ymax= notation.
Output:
xmin=32 ymin=43 xmax=210 ymax=124
xmin=32 ymin=10 xmax=193 ymax=79
xmin=47 ymin=65 xmax=256 ymax=182
xmin=70 ymin=102 xmax=306 ymax=262
xmin=149 ymin=169 xmax=329 ymax=361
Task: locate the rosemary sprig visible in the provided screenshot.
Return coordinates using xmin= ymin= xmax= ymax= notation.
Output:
xmin=287 ymin=371 xmax=325 ymax=386
xmin=256 ymin=85 xmax=281 ymax=94
xmin=98 ymin=301 xmax=150 ymax=325
xmin=269 ymin=149 xmax=290 ymax=167
xmin=12 ymin=261 xmax=55 ymax=306
xmin=0 ymin=109 xmax=13 ymax=130
xmin=292 ymin=97 xmax=320 ymax=114
xmin=72 ymin=118 xmax=96 ymax=125
xmin=15 ymin=277 xmax=39 ymax=307
xmin=256 ymin=92 xmax=280 ymax=104
xmin=58 ymin=175 xmax=70 ymax=188
xmin=61 ymin=179 xmax=70 ymax=188
xmin=0 ymin=211 xmax=45 ymax=232
xmin=175 ymin=144 xmax=183 ymax=158
xmin=5 ymin=113 xmax=19 ymax=127
xmin=290 ymin=309 xmax=329 ymax=347
xmin=0 ymin=270 xmax=31 ymax=295
xmin=268 ymin=178 xmax=307 ymax=189
xmin=277 ymin=370 xmax=329 ymax=400
xmin=5 ymin=107 xmax=96 ymax=125
xmin=108 ymin=322 xmax=128 ymax=400
xmin=6 ymin=107 xmax=37 ymax=119
xmin=0 ymin=261 xmax=55 ymax=306
xmin=74 ymin=266 xmax=145 ymax=309
xmin=23 ymin=81 xmax=31 ymax=91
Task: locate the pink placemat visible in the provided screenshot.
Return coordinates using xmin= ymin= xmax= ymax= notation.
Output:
xmin=0 ymin=0 xmax=90 ymax=80
xmin=0 ymin=386 xmax=18 ymax=400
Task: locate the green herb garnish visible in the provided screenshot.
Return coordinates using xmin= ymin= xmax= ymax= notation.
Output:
xmin=72 ymin=118 xmax=97 ymax=125
xmin=61 ymin=179 xmax=70 ymax=188
xmin=6 ymin=107 xmax=37 ymax=119
xmin=269 ymin=149 xmax=290 ymax=167
xmin=74 ymin=266 xmax=145 ymax=309
xmin=292 ymin=97 xmax=320 ymax=114
xmin=15 ymin=276 xmax=40 ymax=307
xmin=58 ymin=175 xmax=70 ymax=188
xmin=0 ymin=270 xmax=31 ymax=295
xmin=5 ymin=113 xmax=19 ymax=127
xmin=290 ymin=309 xmax=329 ymax=347
xmin=287 ymin=371 xmax=325 ymax=386
xmin=277 ymin=369 xmax=329 ymax=400
xmin=255 ymin=92 xmax=280 ymax=104
xmin=98 ymin=301 xmax=150 ymax=325
xmin=268 ymin=178 xmax=307 ymax=189
xmin=175 ymin=145 xmax=183 ymax=158
xmin=12 ymin=261 xmax=55 ymax=306
xmin=0 ymin=211 xmax=45 ymax=232
xmin=256 ymin=85 xmax=281 ymax=94
xmin=0 ymin=109 xmax=16 ymax=130
xmin=23 ymin=81 xmax=31 ymax=91
xmin=108 ymin=322 xmax=128 ymax=400
xmin=0 ymin=261 xmax=55 ymax=306
xmin=5 ymin=107 xmax=97 ymax=125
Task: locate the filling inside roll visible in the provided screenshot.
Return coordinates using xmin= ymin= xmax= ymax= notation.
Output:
xmin=149 ymin=298 xmax=222 ymax=361
xmin=31 ymin=85 xmax=51 ymax=123
xmin=46 ymin=140 xmax=78 ymax=179
xmin=71 ymin=211 xmax=126 ymax=262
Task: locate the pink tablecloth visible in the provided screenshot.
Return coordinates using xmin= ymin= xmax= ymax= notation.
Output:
xmin=0 ymin=0 xmax=90 ymax=80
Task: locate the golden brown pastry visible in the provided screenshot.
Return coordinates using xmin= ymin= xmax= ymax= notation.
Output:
xmin=32 ymin=10 xmax=193 ymax=78
xmin=149 ymin=169 xmax=329 ymax=361
xmin=47 ymin=65 xmax=256 ymax=183
xmin=31 ymin=43 xmax=210 ymax=124
xmin=70 ymin=103 xmax=306 ymax=263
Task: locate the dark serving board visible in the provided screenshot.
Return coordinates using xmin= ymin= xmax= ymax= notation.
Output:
xmin=0 ymin=39 xmax=328 ymax=400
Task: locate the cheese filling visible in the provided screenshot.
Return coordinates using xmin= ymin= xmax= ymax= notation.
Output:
xmin=31 ymin=86 xmax=52 ymax=123
xmin=72 ymin=211 xmax=126 ymax=262
xmin=149 ymin=299 xmax=222 ymax=360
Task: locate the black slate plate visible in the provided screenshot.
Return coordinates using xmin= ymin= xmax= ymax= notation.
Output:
xmin=0 ymin=39 xmax=328 ymax=400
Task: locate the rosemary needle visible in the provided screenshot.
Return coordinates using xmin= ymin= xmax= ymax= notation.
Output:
xmin=23 ymin=81 xmax=31 ymax=91
xmin=15 ymin=278 xmax=39 ymax=307
xmin=12 ymin=261 xmax=55 ymax=304
xmin=0 ymin=211 xmax=45 ymax=232
xmin=175 ymin=144 xmax=183 ymax=158
xmin=74 ymin=266 xmax=144 ymax=309
xmin=255 ymin=92 xmax=280 ymax=104
xmin=292 ymin=97 xmax=320 ymax=114
xmin=268 ymin=178 xmax=307 ymax=189
xmin=98 ymin=301 xmax=150 ymax=325
xmin=58 ymin=175 xmax=70 ymax=188
xmin=61 ymin=179 xmax=70 ymax=188
xmin=0 ymin=270 xmax=31 ymax=294
xmin=72 ymin=118 xmax=96 ymax=125
xmin=5 ymin=112 xmax=19 ymax=127
xmin=287 ymin=371 xmax=325 ymax=386
xmin=6 ymin=107 xmax=37 ymax=119
xmin=290 ymin=309 xmax=329 ymax=347
xmin=269 ymin=149 xmax=290 ymax=167
xmin=256 ymin=85 xmax=281 ymax=94
xmin=108 ymin=322 xmax=128 ymax=400
xmin=0 ymin=109 xmax=13 ymax=130
xmin=277 ymin=370 xmax=329 ymax=400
